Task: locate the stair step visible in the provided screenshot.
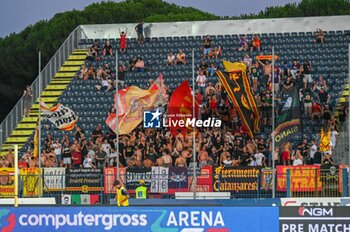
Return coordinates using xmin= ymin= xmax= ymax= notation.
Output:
xmin=68 ymin=55 xmax=86 ymax=60
xmin=32 ymin=103 xmax=53 ymax=110
xmin=29 ymin=112 xmax=39 ymax=117
xmin=59 ymin=66 xmax=81 ymax=72
xmin=21 ymin=117 xmax=38 ymax=123
xmin=6 ymin=137 xmax=29 ymax=143
xmin=34 ymin=97 xmax=57 ymax=103
xmin=41 ymin=91 xmax=62 ymax=97
xmin=11 ymin=130 xmax=34 ymax=136
xmin=64 ymin=61 xmax=85 ymax=66
xmin=46 ymin=85 xmax=67 ymax=90
xmin=17 ymin=123 xmax=37 ymax=129
xmin=0 ymin=148 xmax=23 ymax=154
xmin=73 ymin=50 xmax=87 ymax=55
xmin=50 ymin=81 xmax=71 ymax=85
xmin=55 ymin=72 xmax=77 ymax=78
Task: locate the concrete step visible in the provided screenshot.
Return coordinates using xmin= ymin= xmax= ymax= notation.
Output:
xmin=55 ymin=72 xmax=77 ymax=78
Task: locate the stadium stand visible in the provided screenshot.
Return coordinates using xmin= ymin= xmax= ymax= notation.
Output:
xmin=0 ymin=17 xmax=350 ymax=201
xmin=12 ymin=30 xmax=350 ymax=163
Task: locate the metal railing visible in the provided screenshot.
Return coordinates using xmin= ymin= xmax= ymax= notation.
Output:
xmin=0 ymin=26 xmax=86 ymax=148
xmin=0 ymin=166 xmax=348 ymax=204
xmin=335 ymin=117 xmax=349 ymax=165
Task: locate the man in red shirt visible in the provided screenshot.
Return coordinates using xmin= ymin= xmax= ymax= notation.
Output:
xmin=311 ymin=102 xmax=323 ymax=120
xmin=18 ymin=158 xmax=28 ymax=168
xmin=71 ymin=148 xmax=82 ymax=169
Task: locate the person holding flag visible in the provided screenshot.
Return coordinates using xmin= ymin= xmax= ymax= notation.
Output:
xmin=113 ymin=180 xmax=129 ymax=206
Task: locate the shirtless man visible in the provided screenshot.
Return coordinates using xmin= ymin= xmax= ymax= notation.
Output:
xmin=156 ymin=156 xmax=164 ymax=166
xmin=47 ymin=148 xmax=58 ymax=167
xmin=205 ymin=82 xmax=216 ymax=97
xmin=198 ymin=146 xmax=209 ymax=166
xmin=258 ymin=60 xmax=272 ymax=80
xmin=183 ymin=137 xmax=192 ymax=148
xmin=128 ymin=155 xmax=141 ymax=167
xmin=143 ymin=158 xmax=153 ymax=168
xmin=134 ymin=145 xmax=143 ymax=162
xmin=40 ymin=150 xmax=51 ymax=167
xmin=174 ymin=137 xmax=184 ymax=152
xmin=28 ymin=155 xmax=37 ymax=168
xmin=5 ymin=149 xmax=14 ymax=167
xmin=176 ymin=50 xmax=186 ymax=64
xmin=175 ymin=153 xmax=187 ymax=167
xmin=162 ymin=150 xmax=172 ymax=167
xmin=182 ymin=147 xmax=192 ymax=166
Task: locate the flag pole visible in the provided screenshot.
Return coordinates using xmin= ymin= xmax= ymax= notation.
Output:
xmin=271 ymin=47 xmax=276 ymax=198
xmin=192 ymin=49 xmax=197 ymax=199
xmin=115 ymin=50 xmax=120 ymax=181
xmin=14 ymin=144 xmax=18 ymax=207
xmin=38 ymin=51 xmax=42 ymax=197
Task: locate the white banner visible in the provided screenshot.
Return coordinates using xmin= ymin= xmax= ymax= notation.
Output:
xmin=61 ymin=194 xmax=71 ymax=205
xmin=151 ymin=167 xmax=168 ymax=193
xmin=81 ymin=195 xmax=91 ymax=205
xmin=281 ymin=197 xmax=350 ymax=206
xmin=44 ymin=168 xmax=66 ymax=191
xmin=40 ymin=101 xmax=78 ymax=131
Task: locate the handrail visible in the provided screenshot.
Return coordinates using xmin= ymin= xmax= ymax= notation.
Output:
xmin=0 ymin=26 xmax=86 ymax=148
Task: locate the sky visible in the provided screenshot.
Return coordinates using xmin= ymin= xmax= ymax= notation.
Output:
xmin=0 ymin=0 xmax=300 ymax=38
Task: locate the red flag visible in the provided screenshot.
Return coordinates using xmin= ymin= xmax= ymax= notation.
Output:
xmin=167 ymin=80 xmax=198 ymax=137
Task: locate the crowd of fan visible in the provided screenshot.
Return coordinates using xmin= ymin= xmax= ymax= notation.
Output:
xmin=2 ymin=27 xmax=344 ymax=169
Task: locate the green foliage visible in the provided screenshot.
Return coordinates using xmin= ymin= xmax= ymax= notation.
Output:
xmin=0 ymin=0 xmax=350 ymax=120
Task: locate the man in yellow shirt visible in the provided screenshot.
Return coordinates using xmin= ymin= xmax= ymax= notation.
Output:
xmin=113 ymin=180 xmax=129 ymax=206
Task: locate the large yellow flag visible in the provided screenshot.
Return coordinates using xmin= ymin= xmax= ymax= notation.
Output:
xmin=117 ymin=86 xmax=158 ymax=135
xmin=33 ymin=120 xmax=39 ymax=158
xmin=320 ymin=127 xmax=330 ymax=152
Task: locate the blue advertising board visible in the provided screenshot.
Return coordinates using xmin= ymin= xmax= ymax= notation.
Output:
xmin=0 ymin=206 xmax=278 ymax=232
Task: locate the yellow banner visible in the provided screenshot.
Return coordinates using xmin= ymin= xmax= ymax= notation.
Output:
xmin=20 ymin=168 xmax=43 ymax=197
xmin=0 ymin=168 xmax=14 ymax=198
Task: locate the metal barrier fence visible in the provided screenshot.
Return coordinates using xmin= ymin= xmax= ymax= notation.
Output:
xmin=0 ymin=166 xmax=348 ymax=205
xmin=0 ymin=26 xmax=86 ymax=147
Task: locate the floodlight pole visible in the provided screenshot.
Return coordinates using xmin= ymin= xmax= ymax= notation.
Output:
xmin=192 ymin=49 xmax=197 ymax=199
xmin=38 ymin=51 xmax=42 ymax=197
xmin=14 ymin=144 xmax=18 ymax=207
xmin=272 ymin=47 xmax=276 ymax=198
xmin=115 ymin=50 xmax=120 ymax=181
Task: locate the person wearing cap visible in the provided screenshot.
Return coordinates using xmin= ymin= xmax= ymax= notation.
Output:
xmin=113 ymin=180 xmax=129 ymax=206
xmin=135 ymin=179 xmax=148 ymax=199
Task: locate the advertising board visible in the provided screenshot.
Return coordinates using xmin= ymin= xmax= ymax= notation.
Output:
xmin=0 ymin=207 xmax=278 ymax=232
xmin=281 ymin=198 xmax=350 ymax=206
xmin=280 ymin=207 xmax=350 ymax=232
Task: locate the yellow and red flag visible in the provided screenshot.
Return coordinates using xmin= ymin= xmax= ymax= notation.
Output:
xmin=106 ymin=86 xmax=158 ymax=134
xmin=320 ymin=127 xmax=330 ymax=152
xmin=33 ymin=118 xmax=39 ymax=158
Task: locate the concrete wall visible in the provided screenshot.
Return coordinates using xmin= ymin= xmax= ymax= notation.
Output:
xmin=80 ymin=15 xmax=350 ymax=39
